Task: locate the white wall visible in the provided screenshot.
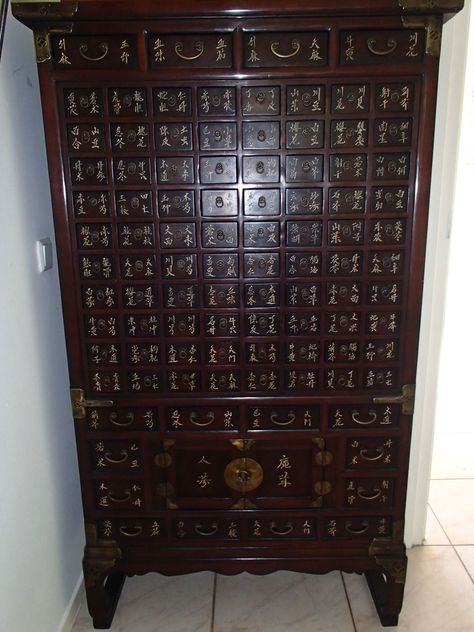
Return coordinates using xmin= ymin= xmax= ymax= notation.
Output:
xmin=0 ymin=8 xmax=84 ymax=632
xmin=405 ymin=1 xmax=472 ymax=546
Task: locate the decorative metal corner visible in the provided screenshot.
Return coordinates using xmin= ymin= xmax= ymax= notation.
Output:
xmin=373 ymin=383 xmax=416 ymax=414
xmin=70 ymin=388 xmax=114 ymax=420
xmin=231 ymin=497 xmax=257 ymax=510
xmin=12 ymin=3 xmax=77 ymax=63
xmin=369 ymin=520 xmax=407 ymax=584
xmin=399 ymin=0 xmax=463 ymax=11
xmin=402 ymin=16 xmax=442 ymax=56
xmin=83 ymin=524 xmax=122 ymax=588
xmin=230 ymin=439 xmax=255 ymax=452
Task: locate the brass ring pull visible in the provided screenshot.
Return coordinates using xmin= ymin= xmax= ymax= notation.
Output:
xmin=366 ymin=37 xmax=397 ymax=56
xmin=357 ymin=486 xmax=381 ymax=501
xmin=104 ymin=449 xmax=129 ymax=464
xmin=270 ymin=521 xmax=293 ymax=536
xmin=189 ymin=411 xmax=215 ymax=427
xmin=270 ymin=411 xmax=296 ymax=426
xmin=360 ymin=446 xmax=385 ymax=461
xmin=194 ymin=522 xmax=219 ymax=536
xmin=175 ymin=40 xmax=204 ymax=60
xmin=345 ymin=520 xmax=369 ymax=535
xmin=119 ymin=525 xmax=143 ymax=537
xmin=270 ymin=39 xmax=300 ymax=59
xmin=351 ymin=410 xmax=377 ymax=425
xmin=79 ymin=42 xmax=109 ymax=62
xmin=107 ymin=491 xmax=131 ymax=503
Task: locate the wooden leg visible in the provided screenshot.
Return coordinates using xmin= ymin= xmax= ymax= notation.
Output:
xmin=83 ymin=565 xmax=126 ymax=629
xmin=365 ymin=569 xmax=405 ymax=627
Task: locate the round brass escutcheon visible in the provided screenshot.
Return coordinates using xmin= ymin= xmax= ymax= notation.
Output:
xmin=224 ymin=458 xmax=263 ymax=492
xmin=154 ymin=452 xmax=172 ymax=468
xmin=315 ymin=451 xmax=334 ymax=467
xmin=314 ymin=480 xmax=332 ymax=496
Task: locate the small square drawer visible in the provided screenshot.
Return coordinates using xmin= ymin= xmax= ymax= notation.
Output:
xmin=202 ymin=222 xmax=238 ymax=248
xmin=202 ymin=190 xmax=238 ymax=217
xmin=198 ymin=87 xmax=236 ymax=116
xmin=243 ymin=122 xmax=280 ymax=149
xmin=199 ymin=123 xmax=237 ymax=150
xmin=243 ymin=156 xmax=280 ymax=183
xmin=244 ymin=189 xmax=280 ymax=216
xmin=286 ymin=155 xmax=323 ymax=183
xmin=286 ymin=121 xmax=324 ymax=149
xmin=200 ymin=157 xmax=237 ymax=184
xmin=242 ymin=87 xmax=280 ymax=116
xmin=158 ymin=190 xmax=195 ymax=217
xmin=149 ymin=33 xmax=232 ymax=68
xmin=154 ymin=87 xmax=192 ymax=116
xmin=244 ymin=31 xmax=328 ymax=67
xmin=156 ymin=123 xmax=193 ymax=151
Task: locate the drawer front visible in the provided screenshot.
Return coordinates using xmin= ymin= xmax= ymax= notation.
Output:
xmin=244 ymin=31 xmax=329 ymax=68
xmin=345 ymin=477 xmax=395 ymax=508
xmin=328 ymin=404 xmax=401 ymax=430
xmin=248 ymin=517 xmax=316 ymax=540
xmin=165 ymin=406 xmax=239 ymax=431
xmin=53 ymin=35 xmax=138 ymax=69
xmin=346 ymin=437 xmax=399 ymax=469
xmin=173 ymin=517 xmax=241 ymax=541
xmin=324 ymin=516 xmax=392 ymax=539
xmin=341 ymin=29 xmax=424 ymax=65
xmin=98 ymin=519 xmax=165 ymax=542
xmin=90 ymin=440 xmax=143 ymax=471
xmin=86 ymin=407 xmax=158 ymax=431
xmin=95 ymin=480 xmax=147 ymax=511
xmin=248 ymin=406 xmax=319 ymax=431
xmin=149 ymin=33 xmax=232 ymax=68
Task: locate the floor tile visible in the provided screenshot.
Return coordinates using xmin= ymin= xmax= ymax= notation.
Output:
xmin=213 ymin=571 xmax=355 ymax=632
xmin=344 ymin=546 xmax=474 ymax=631
xmin=455 ymin=546 xmax=474 ymax=582
xmin=424 ymin=505 xmax=450 ymax=545
xmin=72 ymin=572 xmax=214 ymax=632
xmin=429 ymin=479 xmax=474 ymax=544
xmin=430 ymin=433 xmax=474 ymax=479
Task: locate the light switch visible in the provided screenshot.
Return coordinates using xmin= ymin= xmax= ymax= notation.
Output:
xmin=37 ymin=237 xmax=53 ymax=272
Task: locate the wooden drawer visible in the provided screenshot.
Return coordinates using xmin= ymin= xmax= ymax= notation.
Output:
xmin=90 ymin=440 xmax=143 ymax=472
xmin=323 ymin=516 xmax=392 ymax=539
xmin=85 ymin=406 xmax=158 ymax=432
xmin=328 ymin=404 xmax=401 ymax=430
xmin=344 ymin=477 xmax=395 ymax=508
xmin=52 ymin=35 xmax=138 ymax=69
xmin=165 ymin=406 xmax=239 ymax=431
xmin=173 ymin=517 xmax=241 ymax=540
xmin=248 ymin=405 xmax=319 ymax=431
xmin=98 ymin=519 xmax=165 ymax=541
xmin=244 ymin=31 xmax=328 ymax=68
xmin=148 ymin=33 xmax=232 ymax=68
xmin=346 ymin=437 xmax=399 ymax=469
xmin=340 ymin=29 xmax=424 ymax=65
xmin=248 ymin=516 xmax=316 ymax=540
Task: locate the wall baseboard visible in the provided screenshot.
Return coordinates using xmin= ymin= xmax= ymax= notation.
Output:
xmin=57 ymin=574 xmax=85 ymax=632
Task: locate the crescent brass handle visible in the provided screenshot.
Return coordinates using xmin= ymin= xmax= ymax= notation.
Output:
xmin=119 ymin=525 xmax=143 ymax=537
xmin=345 ymin=520 xmax=369 ymax=535
xmin=351 ymin=409 xmax=377 ymax=425
xmin=189 ymin=411 xmax=215 ymax=427
xmin=366 ymin=37 xmax=397 ymax=56
xmin=360 ymin=446 xmax=385 ymax=462
xmin=104 ymin=449 xmax=129 ymax=464
xmin=110 ymin=417 xmax=134 ymax=427
xmin=175 ymin=40 xmax=204 ymax=61
xmin=270 ymin=39 xmax=300 ymax=59
xmin=270 ymin=411 xmax=296 ymax=426
xmin=107 ymin=491 xmax=131 ymax=503
xmin=357 ymin=486 xmax=381 ymax=501
xmin=194 ymin=522 xmax=219 ymax=536
xmin=79 ymin=42 xmax=109 ymax=62
xmin=270 ymin=521 xmax=294 ymax=536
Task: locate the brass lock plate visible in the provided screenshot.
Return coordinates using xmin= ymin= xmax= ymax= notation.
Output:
xmin=224 ymin=458 xmax=263 ymax=492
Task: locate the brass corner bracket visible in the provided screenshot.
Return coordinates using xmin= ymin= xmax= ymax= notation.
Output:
xmin=70 ymin=388 xmax=114 ymax=420
xmin=83 ymin=524 xmax=122 ymax=588
xmin=373 ymin=383 xmax=415 ymax=415
xmin=399 ymin=0 xmax=464 ymax=12
xmin=369 ymin=520 xmax=407 ymax=584
xmin=402 ymin=15 xmax=442 ymax=56
xmin=11 ymin=2 xmax=78 ymax=63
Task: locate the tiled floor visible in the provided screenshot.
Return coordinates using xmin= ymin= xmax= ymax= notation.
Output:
xmin=72 ymin=430 xmax=474 ymax=632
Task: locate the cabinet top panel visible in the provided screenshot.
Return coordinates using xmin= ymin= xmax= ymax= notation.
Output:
xmin=12 ymin=0 xmax=464 ymax=26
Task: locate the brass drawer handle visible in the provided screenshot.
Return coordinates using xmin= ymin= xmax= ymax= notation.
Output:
xmin=79 ymin=41 xmax=109 ymax=62
xmin=270 ymin=521 xmax=294 ymax=536
xmin=107 ymin=491 xmax=131 ymax=503
xmin=357 ymin=486 xmax=381 ymax=501
xmin=270 ymin=411 xmax=296 ymax=426
xmin=189 ymin=411 xmax=215 ymax=427
xmin=270 ymin=39 xmax=300 ymax=59
xmin=119 ymin=525 xmax=143 ymax=537
xmin=110 ymin=417 xmax=134 ymax=427
xmin=175 ymin=40 xmax=204 ymax=61
xmin=345 ymin=520 xmax=369 ymax=535
xmin=359 ymin=447 xmax=385 ymax=462
xmin=194 ymin=522 xmax=218 ymax=536
xmin=351 ymin=409 xmax=377 ymax=425
xmin=366 ymin=37 xmax=397 ymax=56
xmin=104 ymin=449 xmax=129 ymax=464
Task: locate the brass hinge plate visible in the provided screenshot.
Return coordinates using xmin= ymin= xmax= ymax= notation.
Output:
xmin=372 ymin=383 xmax=415 ymax=415
xmin=399 ymin=0 xmax=463 ymax=12
xmin=368 ymin=520 xmax=407 ymax=584
xmin=402 ymin=15 xmax=442 ymax=56
xmin=70 ymin=388 xmax=114 ymax=420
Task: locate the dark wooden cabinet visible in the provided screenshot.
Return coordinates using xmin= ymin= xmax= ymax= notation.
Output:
xmin=13 ymin=0 xmax=464 ymax=628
